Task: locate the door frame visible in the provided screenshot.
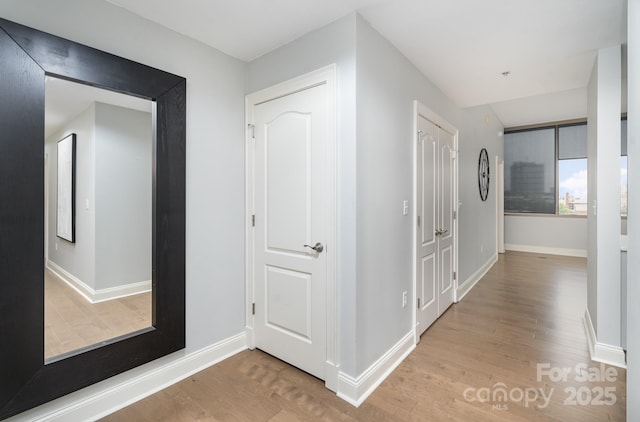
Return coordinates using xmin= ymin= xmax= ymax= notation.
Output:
xmin=244 ymin=65 xmax=339 ymax=390
xmin=412 ymin=100 xmax=459 ymax=343
xmin=496 ymin=156 xmax=505 ymax=253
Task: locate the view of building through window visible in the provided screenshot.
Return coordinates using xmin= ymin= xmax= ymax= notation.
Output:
xmin=558 ymin=158 xmax=588 ymax=215
xmin=558 ymin=156 xmax=628 ymax=216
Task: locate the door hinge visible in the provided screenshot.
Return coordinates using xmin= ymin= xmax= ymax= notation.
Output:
xmin=453 ymin=271 xmax=456 ymax=280
xmin=252 ymin=302 xmax=255 ymax=315
xmin=417 ymin=297 xmax=421 ymax=309
xmin=453 ymin=210 xmax=457 ymax=220
xmin=417 ymin=130 xmax=423 ymax=144
xmin=248 ymin=123 xmax=255 ymax=139
xmin=252 ymin=214 xmax=255 ymax=227
xmin=417 ymin=215 xmax=421 ymax=227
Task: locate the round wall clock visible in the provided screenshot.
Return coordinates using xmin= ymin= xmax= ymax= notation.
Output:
xmin=478 ymin=148 xmax=490 ymax=201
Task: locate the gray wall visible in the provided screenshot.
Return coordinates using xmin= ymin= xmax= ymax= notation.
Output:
xmin=587 ymin=63 xmax=598 ymax=328
xmin=46 ymin=104 xmax=97 ymax=289
xmin=94 ymin=102 xmax=152 ymax=290
xmin=587 ymin=46 xmax=622 ymax=345
xmin=626 ymin=0 xmax=639 ymax=419
xmin=505 ymin=215 xmax=587 ymax=255
xmin=458 ymin=106 xmax=504 ymax=281
xmin=354 ymin=15 xmax=503 ymax=374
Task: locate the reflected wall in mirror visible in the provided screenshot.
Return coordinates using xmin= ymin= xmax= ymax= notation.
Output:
xmin=44 ymin=77 xmax=153 ymax=360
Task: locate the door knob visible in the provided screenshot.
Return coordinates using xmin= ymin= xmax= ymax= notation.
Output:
xmin=304 ymin=242 xmax=324 ymax=253
xmin=435 ymin=229 xmax=449 ymax=236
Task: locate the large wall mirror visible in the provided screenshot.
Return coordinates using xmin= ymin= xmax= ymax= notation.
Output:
xmin=0 ymin=18 xmax=186 ymax=419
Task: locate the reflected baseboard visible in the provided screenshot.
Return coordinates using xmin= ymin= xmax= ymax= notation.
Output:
xmin=46 ymin=260 xmax=151 ymax=304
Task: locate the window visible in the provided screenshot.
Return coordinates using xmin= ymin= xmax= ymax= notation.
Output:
xmin=504 ymin=127 xmax=556 ymax=213
xmin=558 ymin=124 xmax=588 ymax=215
xmin=505 ymin=119 xmax=626 ymax=216
xmin=505 ymin=123 xmax=587 ymax=214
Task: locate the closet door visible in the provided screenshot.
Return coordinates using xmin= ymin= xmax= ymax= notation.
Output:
xmin=416 ymin=116 xmax=456 ymax=337
xmin=437 ymin=127 xmax=455 ymax=315
xmin=416 ymin=116 xmax=439 ymax=335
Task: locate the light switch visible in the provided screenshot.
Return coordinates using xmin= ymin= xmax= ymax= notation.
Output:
xmin=403 ymin=200 xmax=409 ymax=216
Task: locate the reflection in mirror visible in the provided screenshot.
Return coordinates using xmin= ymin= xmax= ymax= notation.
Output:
xmin=44 ymin=77 xmax=153 ymax=361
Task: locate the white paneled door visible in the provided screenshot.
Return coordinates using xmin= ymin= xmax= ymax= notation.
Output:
xmin=416 ymin=107 xmax=457 ymax=337
xmin=250 ymin=82 xmax=328 ymax=380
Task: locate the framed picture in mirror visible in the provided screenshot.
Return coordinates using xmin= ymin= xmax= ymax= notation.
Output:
xmin=56 ymin=133 xmax=76 ymax=243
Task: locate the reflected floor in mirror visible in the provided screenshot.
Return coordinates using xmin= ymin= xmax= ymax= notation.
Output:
xmin=44 ymin=269 xmax=151 ymax=360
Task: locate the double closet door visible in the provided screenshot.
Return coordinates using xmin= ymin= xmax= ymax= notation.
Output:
xmin=416 ymin=114 xmax=456 ymax=336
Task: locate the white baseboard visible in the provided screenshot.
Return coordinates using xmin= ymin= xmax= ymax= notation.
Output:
xmin=47 ymin=260 xmax=151 ymax=303
xmin=456 ymin=253 xmax=497 ymax=302
xmin=505 ymin=244 xmax=587 ymax=258
xmin=337 ymin=331 xmax=415 ymax=407
xmin=583 ymin=308 xmax=626 ymax=368
xmin=12 ymin=333 xmax=248 ymax=422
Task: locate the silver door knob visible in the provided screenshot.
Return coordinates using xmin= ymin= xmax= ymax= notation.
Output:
xmin=304 ymin=242 xmax=324 ymax=253
xmin=435 ymin=229 xmax=449 ymax=236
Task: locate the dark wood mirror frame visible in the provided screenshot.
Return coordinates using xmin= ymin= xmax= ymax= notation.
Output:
xmin=0 ymin=18 xmax=186 ymax=419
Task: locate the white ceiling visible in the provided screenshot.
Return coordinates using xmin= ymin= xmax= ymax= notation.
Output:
xmin=104 ymin=0 xmax=627 ymax=127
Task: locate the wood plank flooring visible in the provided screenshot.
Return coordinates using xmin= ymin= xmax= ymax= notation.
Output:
xmin=102 ymin=252 xmax=626 ymax=421
xmin=45 ymin=269 xmax=152 ymax=359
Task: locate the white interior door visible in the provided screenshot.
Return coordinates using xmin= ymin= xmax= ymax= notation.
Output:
xmin=416 ymin=110 xmax=457 ymax=337
xmin=251 ymin=83 xmax=328 ymax=380
xmin=416 ymin=117 xmax=438 ymax=334
xmin=437 ymin=128 xmax=455 ymax=314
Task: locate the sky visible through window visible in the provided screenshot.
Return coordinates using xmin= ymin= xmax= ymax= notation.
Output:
xmin=559 ymin=159 xmax=588 ymax=199
xmin=558 ymin=157 xmax=628 ymax=215
xmin=558 ymin=159 xmax=587 ymax=214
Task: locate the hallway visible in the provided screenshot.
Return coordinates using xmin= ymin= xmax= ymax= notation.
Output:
xmin=103 ymin=252 xmax=626 ymax=421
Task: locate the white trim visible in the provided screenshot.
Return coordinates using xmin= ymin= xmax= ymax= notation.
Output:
xmin=583 ymin=307 xmax=597 ymax=356
xmin=46 ymin=260 xmax=151 ymax=303
xmin=456 ymin=253 xmax=497 ymax=302
xmin=505 ymin=243 xmax=587 ymax=258
xmin=583 ymin=308 xmax=626 ymax=369
xmin=496 ymin=157 xmax=505 ymax=254
xmin=412 ymin=101 xmax=418 ymax=344
xmin=12 ymin=333 xmax=248 ymax=422
xmin=336 ymin=331 xmax=415 ymax=407
xmin=245 ymin=64 xmax=339 ymax=390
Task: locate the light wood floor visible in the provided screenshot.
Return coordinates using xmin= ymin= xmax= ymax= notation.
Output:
xmin=45 ymin=269 xmax=152 ymax=359
xmin=102 ymin=252 xmax=626 ymax=421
